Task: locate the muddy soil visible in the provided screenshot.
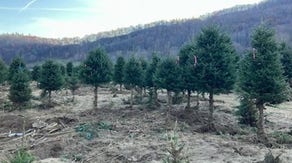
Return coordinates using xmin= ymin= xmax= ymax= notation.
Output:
xmin=1 ymin=85 xmax=292 ymax=163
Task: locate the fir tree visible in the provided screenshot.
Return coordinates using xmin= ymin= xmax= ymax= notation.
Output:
xmin=113 ymin=56 xmax=125 ymax=91
xmin=237 ymin=26 xmax=289 ymax=143
xmin=178 ymin=44 xmax=201 ymax=110
xmin=8 ymin=56 xmax=27 ymax=83
xmin=39 ymin=60 xmax=64 ymax=106
xmin=236 ymin=96 xmax=257 ymax=127
xmin=9 ymin=70 xmax=31 ymax=109
xmin=0 ymin=58 xmax=8 ymax=85
xmin=279 ymin=43 xmax=292 ymax=87
xmin=68 ymin=73 xmax=79 ymax=102
xmin=155 ymin=58 xmax=182 ymax=112
xmin=196 ymin=26 xmax=237 ymax=130
xmin=124 ymin=56 xmax=142 ymax=108
xmin=31 ymin=65 xmax=41 ymax=82
xmin=80 ymin=48 xmax=112 ymax=109
xmin=66 ymin=62 xmax=73 ymax=77
xmin=145 ymin=54 xmax=160 ymax=106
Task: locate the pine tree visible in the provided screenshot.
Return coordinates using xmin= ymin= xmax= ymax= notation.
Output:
xmin=124 ymin=56 xmax=142 ymax=108
xmin=68 ymin=73 xmax=79 ymax=102
xmin=196 ymin=26 xmax=237 ymax=130
xmin=279 ymin=43 xmax=292 ymax=87
xmin=66 ymin=62 xmax=73 ymax=77
xmin=31 ymin=65 xmax=41 ymax=82
xmin=236 ymin=95 xmax=257 ymax=127
xmin=113 ymin=56 xmax=125 ymax=91
xmin=9 ymin=70 xmax=31 ymax=109
xmin=139 ymin=58 xmax=148 ymax=97
xmin=8 ymin=56 xmax=27 ymax=83
xmin=39 ymin=60 xmax=64 ymax=106
xmin=178 ymin=44 xmax=201 ymax=110
xmin=237 ymin=26 xmax=289 ymax=143
xmin=80 ymin=48 xmax=112 ymax=110
xmin=60 ymin=64 xmax=66 ymax=76
xmin=155 ymin=58 xmax=182 ymax=112
xmin=145 ymin=54 xmax=160 ymax=106
xmin=0 ymin=58 xmax=8 ymax=85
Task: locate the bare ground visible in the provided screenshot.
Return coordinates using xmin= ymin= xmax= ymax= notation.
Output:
xmin=1 ymin=84 xmax=292 ymax=163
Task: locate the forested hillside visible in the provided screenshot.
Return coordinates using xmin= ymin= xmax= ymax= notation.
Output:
xmin=0 ymin=0 xmax=291 ymax=64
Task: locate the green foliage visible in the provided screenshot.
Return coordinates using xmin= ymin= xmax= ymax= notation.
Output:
xmin=139 ymin=57 xmax=148 ymax=89
xmin=80 ymin=48 xmax=112 ymax=87
xmin=75 ymin=121 xmax=113 ymax=140
xmin=178 ymin=44 xmax=201 ymax=93
xmin=66 ymin=62 xmax=73 ymax=77
xmin=271 ymin=131 xmax=292 ymax=144
xmin=163 ymin=122 xmax=189 ymax=163
xmin=279 ymin=43 xmax=292 ymax=87
xmin=39 ymin=60 xmax=64 ymax=93
xmin=237 ymin=26 xmax=289 ymax=105
xmin=0 ymin=58 xmax=8 ymax=84
xmin=8 ymin=149 xmax=35 ymax=163
xmin=263 ymin=151 xmax=282 ymax=163
xmin=113 ymin=56 xmax=125 ymax=86
xmin=31 ymin=65 xmax=41 ymax=82
xmin=145 ymin=54 xmax=160 ymax=88
xmin=60 ymin=64 xmax=66 ymax=76
xmin=196 ymin=26 xmax=237 ymax=94
xmin=154 ymin=58 xmax=182 ymax=93
xmin=124 ymin=56 xmax=143 ymax=87
xmin=236 ymin=96 xmax=257 ymax=127
xmin=67 ymin=73 xmax=79 ymax=101
xmin=8 ymin=70 xmax=31 ymax=107
xmin=8 ymin=56 xmax=27 ymax=83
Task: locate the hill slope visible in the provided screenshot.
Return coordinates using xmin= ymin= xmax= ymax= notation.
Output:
xmin=0 ymin=0 xmax=291 ymax=64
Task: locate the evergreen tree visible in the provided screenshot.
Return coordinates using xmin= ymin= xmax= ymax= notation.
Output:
xmin=178 ymin=44 xmax=201 ymax=110
xmin=113 ymin=56 xmax=125 ymax=91
xmin=145 ymin=54 xmax=160 ymax=106
xmin=66 ymin=62 xmax=73 ymax=77
xmin=139 ymin=58 xmax=148 ymax=96
xmin=80 ymin=48 xmax=112 ymax=109
xmin=39 ymin=60 xmax=64 ymax=106
xmin=68 ymin=73 xmax=79 ymax=102
xmin=237 ymin=26 xmax=289 ymax=143
xmin=124 ymin=56 xmax=142 ymax=108
xmin=279 ymin=43 xmax=292 ymax=87
xmin=8 ymin=56 xmax=27 ymax=83
xmin=236 ymin=96 xmax=258 ymax=127
xmin=196 ymin=26 xmax=237 ymax=130
xmin=0 ymin=58 xmax=8 ymax=84
xmin=155 ymin=58 xmax=182 ymax=112
xmin=60 ymin=64 xmax=66 ymax=76
xmin=9 ymin=70 xmax=31 ymax=109
xmin=31 ymin=65 xmax=41 ymax=82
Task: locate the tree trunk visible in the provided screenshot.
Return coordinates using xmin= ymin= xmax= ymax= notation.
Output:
xmin=196 ymin=91 xmax=200 ymax=108
xmin=120 ymin=84 xmax=122 ymax=92
xmin=256 ymin=103 xmax=268 ymax=143
xmin=130 ymin=87 xmax=133 ymax=108
xmin=166 ymin=90 xmax=172 ymax=123
xmin=94 ymin=86 xmax=98 ymax=110
xmin=208 ymin=90 xmax=215 ymax=130
xmin=48 ymin=90 xmax=52 ymax=106
xmin=72 ymin=90 xmax=75 ymax=102
xmin=154 ymin=87 xmax=158 ymax=104
xmin=186 ymin=89 xmax=191 ymax=110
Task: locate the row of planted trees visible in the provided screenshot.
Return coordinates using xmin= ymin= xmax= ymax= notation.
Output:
xmin=0 ymin=25 xmax=292 ymax=144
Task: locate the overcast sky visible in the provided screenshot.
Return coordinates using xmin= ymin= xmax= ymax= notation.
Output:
xmin=0 ymin=0 xmax=263 ymax=38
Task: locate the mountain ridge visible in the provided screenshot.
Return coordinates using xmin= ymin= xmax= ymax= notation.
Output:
xmin=0 ymin=0 xmax=291 ymax=65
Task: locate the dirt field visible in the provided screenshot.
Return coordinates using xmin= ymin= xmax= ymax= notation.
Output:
xmin=1 ymin=84 xmax=292 ymax=163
